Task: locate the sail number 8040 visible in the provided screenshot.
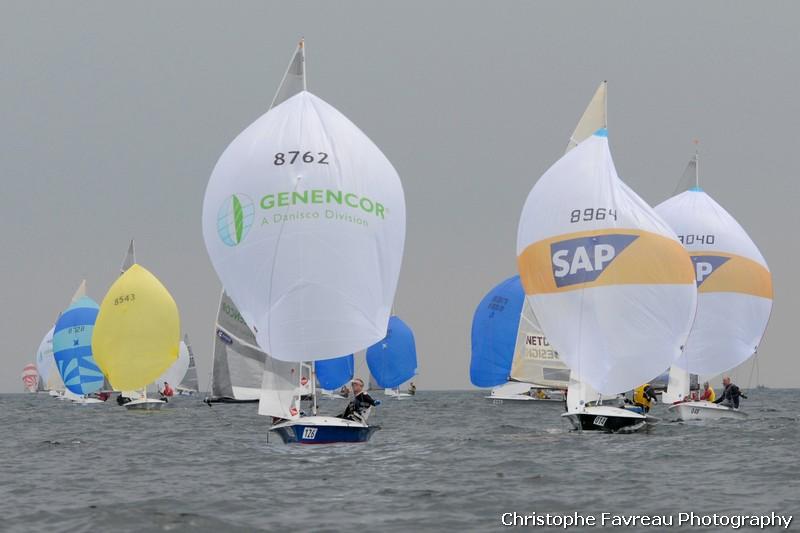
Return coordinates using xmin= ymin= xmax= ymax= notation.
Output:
xmin=274 ymin=151 xmax=329 ymax=165
xmin=570 ymin=208 xmax=618 ymax=223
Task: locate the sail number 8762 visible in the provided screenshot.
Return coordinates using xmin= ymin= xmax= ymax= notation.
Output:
xmin=570 ymin=208 xmax=618 ymax=223
xmin=274 ymin=151 xmax=329 ymax=165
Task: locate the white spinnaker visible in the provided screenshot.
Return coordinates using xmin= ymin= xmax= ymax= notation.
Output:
xmin=516 ymin=131 xmax=696 ymax=395
xmin=154 ymin=340 xmax=190 ymax=389
xmin=35 ymin=327 xmax=58 ymax=390
xmin=655 ymin=188 xmax=773 ymax=376
xmin=202 ymin=91 xmax=405 ymax=362
xmin=509 ymin=299 xmax=569 ymax=388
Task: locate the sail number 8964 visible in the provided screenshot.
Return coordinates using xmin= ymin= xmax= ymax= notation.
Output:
xmin=274 ymin=151 xmax=329 ymax=165
xmin=570 ymin=208 xmax=618 ymax=223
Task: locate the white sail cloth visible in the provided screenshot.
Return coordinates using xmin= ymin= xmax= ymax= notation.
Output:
xmin=202 ymin=91 xmax=405 ymax=362
xmin=516 ymin=131 xmax=696 ymax=395
xmin=655 ymin=189 xmax=772 ymax=376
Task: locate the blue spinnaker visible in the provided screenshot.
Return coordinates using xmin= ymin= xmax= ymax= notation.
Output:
xmin=53 ymin=296 xmax=105 ymax=395
xmin=469 ymin=276 xmax=524 ymax=387
xmin=315 ymin=354 xmax=354 ymax=390
xmin=366 ymin=316 xmax=417 ymax=388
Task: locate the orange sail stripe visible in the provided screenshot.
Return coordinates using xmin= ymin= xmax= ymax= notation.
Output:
xmin=518 ymin=228 xmax=694 ymax=295
xmin=693 ymin=252 xmax=773 ymax=299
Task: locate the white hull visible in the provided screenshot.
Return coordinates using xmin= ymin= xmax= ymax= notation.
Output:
xmin=124 ymin=398 xmax=166 ymax=411
xmin=486 ymin=394 xmax=563 ymax=403
xmin=384 ymin=389 xmax=412 ymax=399
xmin=71 ymin=397 xmax=105 ymax=405
xmin=668 ymin=400 xmax=747 ymax=421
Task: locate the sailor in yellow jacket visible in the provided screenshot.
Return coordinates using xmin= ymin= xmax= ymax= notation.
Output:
xmin=699 ymin=381 xmax=716 ymax=402
xmin=633 ymin=383 xmax=658 ymax=413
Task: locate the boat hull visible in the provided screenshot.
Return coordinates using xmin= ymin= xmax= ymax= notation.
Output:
xmin=668 ymin=400 xmax=747 ymax=421
xmin=486 ymin=394 xmax=563 ymax=404
xmin=562 ymin=405 xmax=654 ymax=433
xmin=124 ymin=399 xmax=166 ymax=411
xmin=269 ymin=416 xmax=379 ymax=444
xmin=203 ymin=396 xmax=258 ymax=404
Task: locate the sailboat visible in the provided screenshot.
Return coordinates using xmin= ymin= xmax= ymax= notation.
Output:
xmin=21 ymin=364 xmax=39 ymax=393
xmin=516 ymin=83 xmax=697 ymax=432
xmin=202 ymin=40 xmax=405 ymax=443
xmin=470 ymin=276 xmax=569 ymax=403
xmin=36 ymin=326 xmax=66 ymax=397
xmin=655 ymin=151 xmax=773 ymax=420
xmin=52 ymin=280 xmax=107 ymax=405
xmin=366 ymin=316 xmax=417 ymax=399
xmin=176 ymin=334 xmax=199 ymax=394
xmin=151 ymin=336 xmax=190 ymax=396
xmin=92 ymin=244 xmax=181 ymax=411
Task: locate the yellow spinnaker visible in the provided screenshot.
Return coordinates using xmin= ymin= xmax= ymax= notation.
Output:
xmin=92 ymin=264 xmax=180 ymax=391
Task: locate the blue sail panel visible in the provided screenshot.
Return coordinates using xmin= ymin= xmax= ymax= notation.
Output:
xmin=366 ymin=316 xmax=417 ymax=388
xmin=469 ymin=276 xmax=525 ymax=387
xmin=53 ymin=296 xmax=103 ymax=395
xmin=315 ymin=354 xmax=354 ymax=390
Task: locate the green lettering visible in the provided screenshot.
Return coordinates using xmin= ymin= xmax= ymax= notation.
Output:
xmin=326 ymin=189 xmax=342 ymax=205
xmin=312 ymin=189 xmax=323 ymax=203
xmin=345 ymin=193 xmax=358 ymax=208
xmin=375 ymin=203 xmax=385 ymax=219
xmin=277 ymin=192 xmax=289 ymax=207
xmin=260 ymin=195 xmax=275 ymax=209
xmin=292 ymin=191 xmax=308 ymax=205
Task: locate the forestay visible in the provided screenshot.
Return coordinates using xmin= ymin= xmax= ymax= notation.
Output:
xmin=92 ymin=264 xmax=180 ymax=391
xmin=469 ymin=276 xmax=525 ymax=388
xmin=655 ymin=186 xmax=772 ymax=376
xmin=516 ymin=130 xmax=696 ymax=395
xmin=202 ymin=91 xmax=406 ymax=362
xmin=366 ymin=316 xmax=417 ymax=389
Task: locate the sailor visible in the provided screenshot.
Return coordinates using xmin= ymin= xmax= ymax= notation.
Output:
xmin=699 ymin=381 xmax=716 ymax=402
xmin=633 ymin=383 xmax=658 ymax=413
xmin=714 ymin=376 xmax=746 ymax=408
xmin=338 ymin=378 xmax=380 ymax=422
xmin=116 ymin=393 xmax=131 ymax=406
xmin=408 ymin=382 xmax=417 ymax=395
xmin=534 ymin=389 xmax=550 ymax=400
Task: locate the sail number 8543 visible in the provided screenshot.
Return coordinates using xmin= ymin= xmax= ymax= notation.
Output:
xmin=570 ymin=208 xmax=618 ymax=223
xmin=274 ymin=151 xmax=329 ymax=165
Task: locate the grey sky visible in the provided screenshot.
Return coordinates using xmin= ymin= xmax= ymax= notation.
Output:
xmin=2 ymin=1 xmax=797 ymax=391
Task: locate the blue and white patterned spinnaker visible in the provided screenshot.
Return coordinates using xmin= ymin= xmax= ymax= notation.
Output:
xmin=53 ymin=296 xmax=104 ymax=395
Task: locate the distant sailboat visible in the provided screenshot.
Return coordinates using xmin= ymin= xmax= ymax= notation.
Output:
xmin=21 ymin=364 xmax=39 ymax=393
xmin=36 ymin=326 xmax=65 ymax=397
xmin=52 ymin=280 xmax=106 ymax=404
xmin=93 ymin=243 xmax=181 ymax=411
xmin=366 ymin=316 xmax=417 ymax=399
xmin=656 ymin=151 xmax=773 ymax=420
xmin=202 ymin=40 xmax=406 ymax=443
xmin=516 ymin=83 xmax=697 ymax=432
xmin=176 ymin=333 xmax=199 ymax=395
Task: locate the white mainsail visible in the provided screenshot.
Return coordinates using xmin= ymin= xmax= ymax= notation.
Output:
xmin=656 ymin=155 xmax=773 ymax=401
xmin=516 ymin=126 xmax=696 ymax=396
xmin=178 ymin=333 xmax=199 ymax=392
xmin=508 ymin=299 xmax=569 ymax=388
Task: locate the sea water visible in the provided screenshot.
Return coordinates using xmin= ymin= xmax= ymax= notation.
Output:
xmin=1 ymin=390 xmax=797 ymax=532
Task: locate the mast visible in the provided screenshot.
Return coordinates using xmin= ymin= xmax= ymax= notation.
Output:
xmin=694 ymin=140 xmax=700 ymax=189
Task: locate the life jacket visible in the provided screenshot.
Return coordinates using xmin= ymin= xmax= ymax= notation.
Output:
xmin=700 ymin=387 xmax=716 ymax=402
xmin=163 ymin=384 xmax=174 ymax=397
xmin=633 ymin=384 xmax=652 ymax=408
